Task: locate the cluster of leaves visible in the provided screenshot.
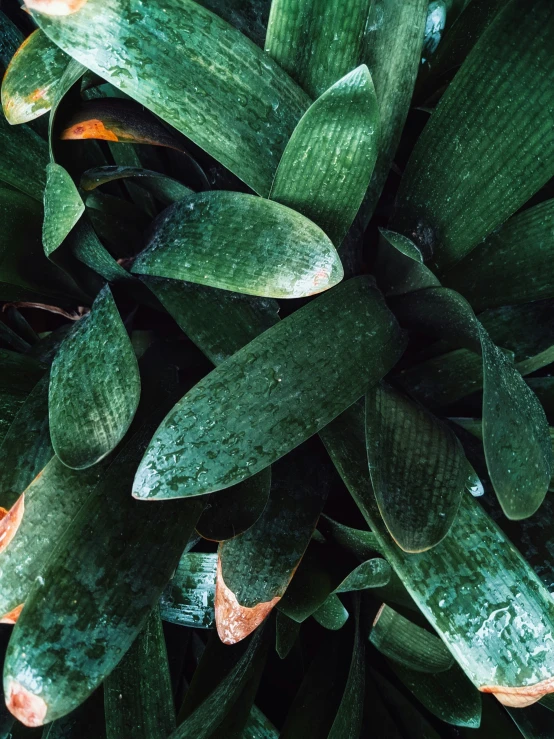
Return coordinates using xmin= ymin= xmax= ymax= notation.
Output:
xmin=0 ymin=0 xmax=554 ymax=736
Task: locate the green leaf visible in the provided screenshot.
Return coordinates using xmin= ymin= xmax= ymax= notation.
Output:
xmin=392 ymin=0 xmax=554 ymax=273
xmin=333 ymin=558 xmax=391 ymax=592
xmin=321 ymin=403 xmax=554 ymax=707
xmin=0 ymin=455 xmax=106 ymax=622
xmin=216 ymin=442 xmax=329 ymax=643
xmin=379 ymin=228 xmax=424 ymax=263
xmin=0 ymin=373 xmax=52 ymax=509
xmin=372 ymin=669 xmax=442 ymax=739
xmin=1 ymin=29 xmax=68 ymax=124
xmin=104 ymin=608 xmax=176 ymax=739
xmin=49 ymin=285 xmax=141 ymax=469
xmin=241 ymin=705 xmax=279 ymax=739
xmin=195 ymin=0 xmax=271 ymax=47
xmin=133 ymin=276 xmax=405 ymax=499
xmin=144 ymin=277 xmax=279 ymax=367
xmin=196 ymin=468 xmax=271 ymax=542
xmin=318 ymin=515 xmax=385 ymax=558
xmin=171 ymin=628 xmax=269 ymax=739
xmin=370 ymin=604 xmax=454 ymax=673
xmin=277 ymin=542 xmax=337 ymax=623
xmin=29 ymin=0 xmax=310 ymax=196
xmin=47 ymin=58 xmax=86 ymax=160
xmin=68 ymin=218 xmax=134 ymax=284
xmin=265 ymin=0 xmax=371 ymax=98
xmin=442 ymin=200 xmax=554 ymax=312
xmin=0 ymin=11 xmax=24 ymax=78
xmin=0 ymin=113 xmax=47 ymax=202
xmin=132 ymin=191 xmax=342 ymax=299
xmin=366 ymin=382 xmax=467 ymax=552
xmin=312 ymin=594 xmax=349 ymax=631
xmin=506 ymin=702 xmax=554 ymax=739
xmin=159 ymin=552 xmax=217 ymax=629
xmin=42 ymin=690 xmax=106 ymax=739
xmin=3 ymin=423 xmax=204 ymax=726
xmin=328 ymin=597 xmax=364 ymax=738
xmin=270 ymin=65 xmax=379 ymax=246
xmin=390 ymin=661 xmax=482 ymax=729
xmin=375 ymin=229 xmax=440 ymax=296
xmin=275 ymin=611 xmax=300 ymax=659
xmin=361 ymin=0 xmax=428 ymax=223
xmin=80 ymin=166 xmax=193 ymax=206
xmin=42 ymin=163 xmax=85 ymax=257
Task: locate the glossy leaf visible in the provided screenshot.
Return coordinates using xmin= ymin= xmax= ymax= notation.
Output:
xmin=68 ymin=218 xmax=134 ymax=284
xmin=159 ymin=553 xmax=217 ymax=629
xmin=277 ymin=543 xmax=337 ymax=623
xmin=42 ymin=163 xmax=85 ymax=257
xmin=333 ymin=558 xmax=391 ymax=593
xmin=47 ymin=58 xmax=86 ymax=160
xmin=366 ymin=382 xmax=467 ymax=552
xmin=242 ymin=705 xmax=279 ymax=739
xmin=133 ymin=277 xmax=405 ymax=500
xmin=81 ymin=166 xmax=193 ymax=206
xmin=370 ymin=604 xmax=454 ymax=673
xmin=312 ymin=594 xmax=349 ymax=631
xmin=0 ymin=114 xmax=47 ymax=201
xmin=321 ymin=403 xmax=554 ymax=707
xmin=392 ymin=0 xmax=554 ymax=273
xmin=270 ymin=65 xmax=379 ymax=246
xmin=132 ymin=191 xmax=342 ymax=299
xmin=390 ymin=661 xmax=482 ymax=729
xmin=442 ymin=199 xmax=554 ymax=311
xmin=29 ymin=0 xmax=310 ymax=196
xmin=361 ymin=0 xmax=428 ymax=223
xmin=2 ymin=29 xmax=68 ymax=124
xmin=318 ymin=515 xmax=385 ymax=559
xmin=197 ymin=468 xmax=270 ymax=542
xmin=196 ymin=0 xmax=271 ymax=47
xmin=0 ymin=455 xmax=105 ymax=621
xmin=216 ymin=442 xmax=330 ymax=643
xmin=144 ymin=277 xmax=279 ymax=367
xmin=265 ymin=0 xmax=371 ymax=98
xmin=4 ymin=423 xmax=204 ymax=726
xmin=49 ymin=285 xmax=141 ymax=469
xmin=0 ymin=373 xmax=52 ymax=510
xmin=104 ymin=608 xmax=176 ymax=739
xmin=0 ymin=11 xmax=24 ymax=77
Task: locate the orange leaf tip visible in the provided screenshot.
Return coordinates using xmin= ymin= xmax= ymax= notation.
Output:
xmin=481 ymin=675 xmax=554 ymax=708
xmin=215 ymin=558 xmax=279 ymax=645
xmin=24 ymin=0 xmax=87 ymax=15
xmin=5 ymin=680 xmax=47 ymax=727
xmin=61 ymin=119 xmax=119 ymax=142
xmin=0 ymin=495 xmax=24 ymax=554
xmin=0 ymin=604 xmax=23 ymax=625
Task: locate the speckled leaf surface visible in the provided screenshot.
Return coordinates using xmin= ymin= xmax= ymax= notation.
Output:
xmin=3 ymin=423 xmax=204 ymax=726
xmin=265 ymin=0 xmax=371 ymax=98
xmin=312 ymin=594 xmax=349 ymax=631
xmin=242 ymin=705 xmax=279 ymax=739
xmin=104 ymin=608 xmax=176 ymax=739
xmin=442 ymin=199 xmax=554 ymax=312
xmin=365 ymin=382 xmax=467 ymax=552
xmin=197 ymin=468 xmax=271 ymax=542
xmin=0 ymin=455 xmax=105 ymax=621
xmin=390 ymin=661 xmax=482 ymax=729
xmin=43 ymin=163 xmax=85 ymax=257
xmin=370 ymin=604 xmax=454 ymax=673
xmin=144 ymin=276 xmax=279 ymax=367
xmin=68 ymin=218 xmax=134 ymax=284
xmin=132 ymin=191 xmax=342 ymax=299
xmin=361 ymin=0 xmax=428 ymax=224
xmin=81 ymin=166 xmax=193 ymax=206
xmin=2 ymin=29 xmax=68 ymax=124
xmin=216 ymin=442 xmax=330 ymax=643
xmin=321 ymin=403 xmax=554 ymax=707
xmin=29 ymin=0 xmax=310 ymax=196
xmin=0 ymin=373 xmax=52 ymax=510
xmin=196 ymin=0 xmax=271 ymax=47
xmin=159 ymin=553 xmax=217 ymax=629
xmin=133 ymin=277 xmax=405 ymax=500
xmin=392 ymin=0 xmax=554 ymax=273
xmin=333 ymin=558 xmax=391 ymax=593
xmin=0 ymin=113 xmax=47 ymax=201
xmin=270 ymin=65 xmax=379 ymax=246
xmin=49 ymin=285 xmax=141 ymax=469
xmin=0 ymin=11 xmax=23 ymax=78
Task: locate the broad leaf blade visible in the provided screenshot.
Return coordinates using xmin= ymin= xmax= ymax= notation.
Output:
xmin=0 ymin=114 xmax=47 ymax=201
xmin=2 ymin=29 xmax=68 ymax=124
xmin=365 ymin=382 xmax=467 ymax=552
xmin=132 ymin=191 xmax=342 ymax=299
xmin=159 ymin=552 xmax=216 ymax=629
xmin=270 ymin=65 xmax=379 ymax=246
xmin=133 ymin=277 xmax=405 ymax=499
xmin=42 ymin=163 xmax=85 ymax=257
xmin=29 ymin=0 xmax=310 ymax=196
xmin=392 ymin=0 xmax=554 ymax=273
xmin=49 ymin=285 xmax=141 ymax=469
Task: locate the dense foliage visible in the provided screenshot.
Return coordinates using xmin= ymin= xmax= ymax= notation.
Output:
xmin=0 ymin=0 xmax=553 ymax=736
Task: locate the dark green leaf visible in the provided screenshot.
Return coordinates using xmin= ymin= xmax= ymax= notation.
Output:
xmin=270 ymin=65 xmax=379 ymax=246
xmin=30 ymin=0 xmax=310 ymax=196
xmin=275 ymin=611 xmax=300 ymax=660
xmin=1 ymin=29 xmax=68 ymax=124
xmin=68 ymin=218 xmax=134 ymax=284
xmin=0 ymin=11 xmax=24 ymax=78
xmin=393 ymin=0 xmax=554 ymax=273
xmin=241 ymin=705 xmax=279 ymax=739
xmin=42 ymin=163 xmax=85 ymax=257
xmin=104 ymin=608 xmax=176 ymax=739
xmin=333 ymin=558 xmax=391 ymax=592
xmin=506 ymin=702 xmax=554 ymax=739
xmin=81 ymin=166 xmax=193 ymax=206
xmin=366 ymin=382 xmax=467 ymax=552
xmin=312 ymin=594 xmax=349 ymax=631
xmin=132 ymin=191 xmax=342 ymax=299
xmin=159 ymin=552 xmax=217 ymax=629
xmin=49 ymin=285 xmax=141 ymax=469
xmin=133 ymin=277 xmax=405 ymax=499
xmin=265 ymin=0 xmax=371 ymax=98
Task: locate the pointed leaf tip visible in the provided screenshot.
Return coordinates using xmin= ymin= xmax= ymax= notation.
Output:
xmin=5 ymin=679 xmax=47 ymax=727
xmin=24 ymin=0 xmax=87 ymax=15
